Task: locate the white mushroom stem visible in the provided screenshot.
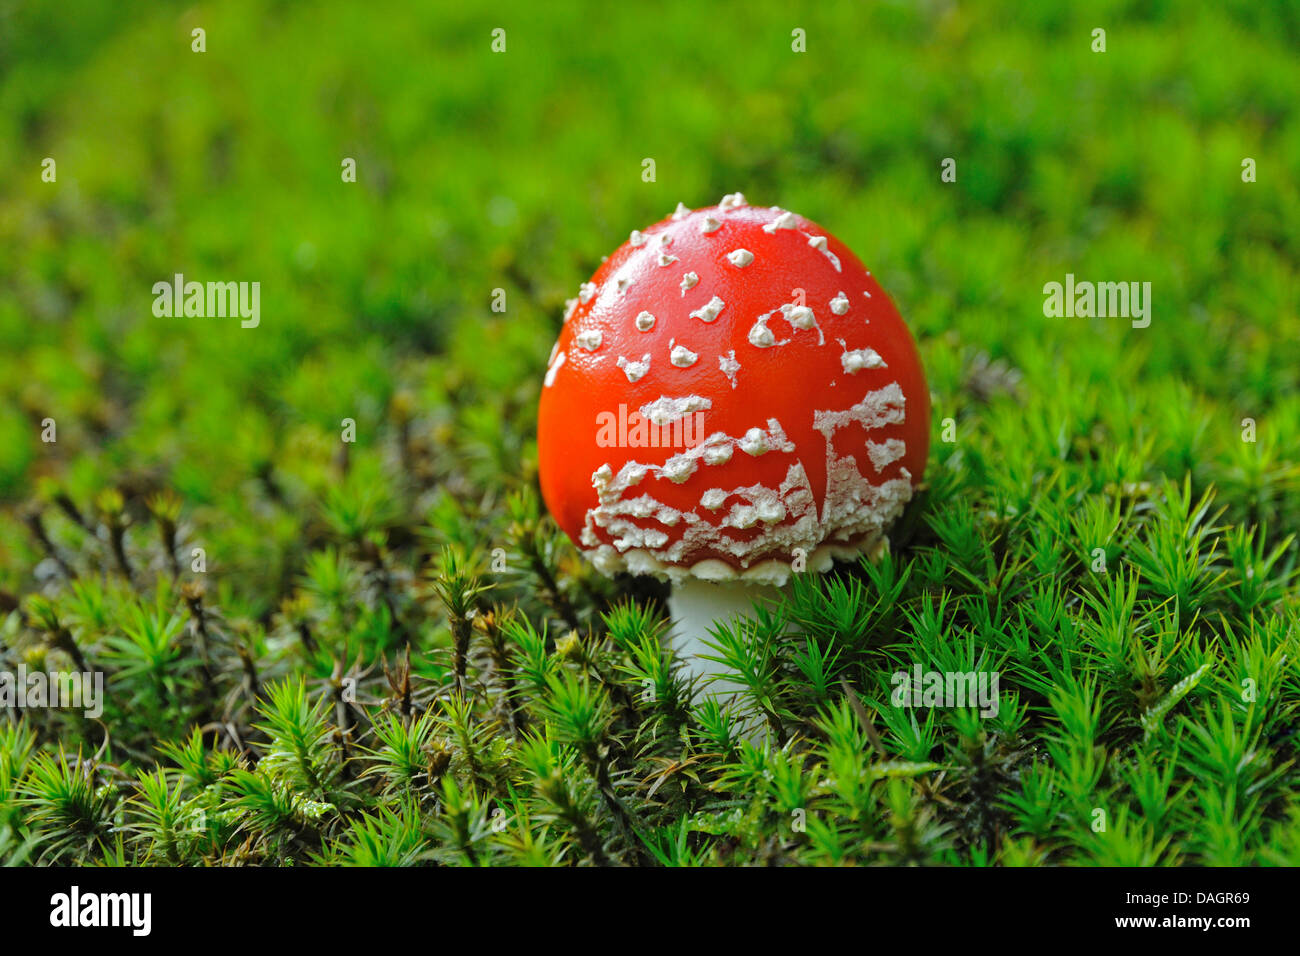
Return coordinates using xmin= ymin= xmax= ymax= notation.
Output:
xmin=667 ymin=577 xmax=788 ymax=718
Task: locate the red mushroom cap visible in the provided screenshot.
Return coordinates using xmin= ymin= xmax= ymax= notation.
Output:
xmin=537 ymin=194 xmax=930 ymax=585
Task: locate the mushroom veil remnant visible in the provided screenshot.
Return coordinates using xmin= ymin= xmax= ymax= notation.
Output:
xmin=538 ymin=195 xmax=930 ymax=709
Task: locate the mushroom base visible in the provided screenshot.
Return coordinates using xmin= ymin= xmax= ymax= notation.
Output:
xmin=667 ymin=577 xmax=788 ymax=715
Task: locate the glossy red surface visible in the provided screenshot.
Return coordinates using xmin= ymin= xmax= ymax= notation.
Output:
xmin=538 ymin=200 xmax=930 ymax=573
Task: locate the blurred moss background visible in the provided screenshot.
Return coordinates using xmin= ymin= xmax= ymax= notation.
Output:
xmin=1 ymin=0 xmax=1297 ymax=605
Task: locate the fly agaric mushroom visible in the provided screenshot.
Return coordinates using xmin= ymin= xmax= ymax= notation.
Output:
xmin=537 ymin=194 xmax=929 ymax=698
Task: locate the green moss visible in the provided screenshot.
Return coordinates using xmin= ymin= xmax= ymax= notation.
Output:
xmin=0 ymin=0 xmax=1298 ymax=865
